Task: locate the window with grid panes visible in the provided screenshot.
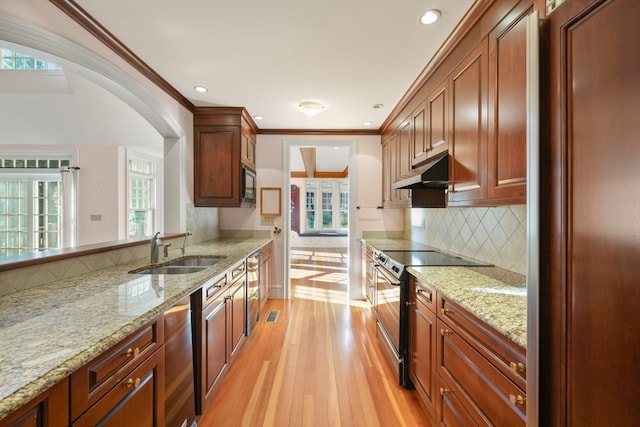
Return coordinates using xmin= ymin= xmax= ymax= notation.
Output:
xmin=128 ymin=155 xmax=155 ymax=238
xmin=302 ymin=179 xmax=348 ymax=233
xmin=0 ymin=158 xmax=69 ymax=256
xmin=1 ymin=49 xmax=61 ymax=70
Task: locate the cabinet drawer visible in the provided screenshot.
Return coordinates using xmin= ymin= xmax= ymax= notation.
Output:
xmin=410 ymin=275 xmax=436 ymax=312
xmin=202 ymin=273 xmax=228 ymax=307
xmin=228 ymin=259 xmax=246 ymax=282
xmin=70 ymin=316 xmax=164 ymax=421
xmin=72 ymin=347 xmax=164 ymax=427
xmin=437 ymin=318 xmax=526 ymax=426
xmin=438 ymin=294 xmax=526 ymax=389
xmin=435 ymin=373 xmax=476 ymax=427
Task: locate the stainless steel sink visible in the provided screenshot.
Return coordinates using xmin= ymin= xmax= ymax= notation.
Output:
xmin=131 ymin=265 xmax=209 ymax=275
xmin=166 ymin=256 xmax=226 ymax=267
xmin=129 ymin=255 xmax=227 ymax=274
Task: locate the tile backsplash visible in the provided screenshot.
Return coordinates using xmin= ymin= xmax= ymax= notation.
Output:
xmin=405 ymin=205 xmax=527 ymax=274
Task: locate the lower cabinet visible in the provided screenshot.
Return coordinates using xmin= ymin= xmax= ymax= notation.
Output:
xmin=435 ymin=295 xmax=526 ymax=426
xmin=259 ymin=242 xmax=272 ymax=309
xmin=0 ymin=378 xmax=69 ymax=427
xmin=70 ymin=316 xmax=165 ymax=427
xmin=198 ymin=258 xmax=248 ymax=413
xmin=407 ymin=276 xmax=437 ymax=423
xmin=408 ymin=274 xmax=526 ymax=426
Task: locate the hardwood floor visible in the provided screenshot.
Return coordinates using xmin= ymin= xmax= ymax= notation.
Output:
xmin=198 ymin=248 xmax=431 ymax=427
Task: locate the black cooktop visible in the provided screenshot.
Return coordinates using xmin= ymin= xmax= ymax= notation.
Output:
xmin=382 ymin=250 xmax=492 ymax=267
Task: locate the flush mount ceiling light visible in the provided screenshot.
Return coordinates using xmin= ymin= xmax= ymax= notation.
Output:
xmin=297 ymin=101 xmax=326 ymax=117
xmin=194 ymin=85 xmax=208 ymax=93
xmin=253 ymin=115 xmax=263 ymax=121
xmin=420 ymin=9 xmax=441 ymax=25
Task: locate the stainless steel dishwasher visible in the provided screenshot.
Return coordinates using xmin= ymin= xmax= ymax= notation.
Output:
xmin=164 ymin=294 xmax=197 ymax=427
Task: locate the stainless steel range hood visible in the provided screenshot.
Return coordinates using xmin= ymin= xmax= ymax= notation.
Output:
xmin=392 ymin=150 xmax=449 ymax=190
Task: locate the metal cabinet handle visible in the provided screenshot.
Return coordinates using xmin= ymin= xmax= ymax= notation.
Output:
xmin=510 ymin=362 xmax=527 ymax=375
xmin=125 ymin=347 xmax=140 ymax=358
xmin=440 ymin=387 xmax=451 ymax=395
xmin=509 ymin=394 xmax=526 ymax=406
xmin=440 ymin=329 xmax=452 ymax=336
xmin=406 ymin=301 xmax=416 ymax=306
xmin=125 ymin=378 xmax=141 ymax=389
xmin=441 ymin=308 xmax=452 ymax=316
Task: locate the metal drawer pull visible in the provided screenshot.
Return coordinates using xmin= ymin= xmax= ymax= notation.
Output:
xmin=125 ymin=378 xmax=141 ymax=389
xmin=441 ymin=308 xmax=452 ymax=316
xmin=440 ymin=329 xmax=452 ymax=336
xmin=510 ymin=362 xmax=527 ymax=375
xmin=509 ymin=394 xmax=525 ymax=406
xmin=406 ymin=301 xmax=416 ymax=306
xmin=125 ymin=347 xmax=140 ymax=358
xmin=440 ymin=387 xmax=451 ymax=395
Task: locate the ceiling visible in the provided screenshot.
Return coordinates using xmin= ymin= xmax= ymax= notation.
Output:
xmin=1 ymin=1 xmax=476 ymax=161
xmin=72 ymin=0 xmax=476 ymax=131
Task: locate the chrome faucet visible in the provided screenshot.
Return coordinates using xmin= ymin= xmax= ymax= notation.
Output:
xmin=181 ymin=231 xmax=192 ymax=256
xmin=150 ymin=232 xmax=162 ymax=264
xmin=163 ymin=243 xmax=172 ymax=259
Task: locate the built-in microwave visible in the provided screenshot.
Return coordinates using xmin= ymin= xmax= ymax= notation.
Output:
xmin=241 ymin=164 xmax=256 ymax=205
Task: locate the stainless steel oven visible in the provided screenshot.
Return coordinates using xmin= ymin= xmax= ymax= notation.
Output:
xmin=373 ymin=249 xmax=491 ymax=388
xmin=374 ymin=259 xmax=407 ymax=386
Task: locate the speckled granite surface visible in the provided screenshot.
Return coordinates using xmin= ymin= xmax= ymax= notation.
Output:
xmin=0 ymin=237 xmax=271 ymax=420
xmin=363 ymin=238 xmax=527 ymax=348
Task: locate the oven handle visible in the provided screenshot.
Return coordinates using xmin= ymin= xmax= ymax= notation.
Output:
xmin=375 ymin=264 xmax=401 ymax=285
xmin=377 ymin=320 xmax=403 ymax=364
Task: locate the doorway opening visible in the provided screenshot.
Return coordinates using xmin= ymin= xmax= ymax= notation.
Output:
xmin=282 ymin=139 xmax=358 ymax=303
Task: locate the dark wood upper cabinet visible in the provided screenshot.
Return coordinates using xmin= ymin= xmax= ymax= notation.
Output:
xmin=411 ymin=80 xmax=448 ymax=169
xmin=486 ymin=2 xmax=531 ymax=203
xmin=448 ymin=40 xmax=488 ymax=205
xmin=193 ymin=107 xmax=257 ymax=207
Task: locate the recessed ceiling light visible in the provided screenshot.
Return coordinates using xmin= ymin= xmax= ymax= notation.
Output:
xmin=363 ymin=121 xmax=373 ymax=126
xmin=253 ymin=115 xmax=263 ymax=121
xmin=373 ymin=103 xmax=384 ymax=109
xmin=420 ymin=9 xmax=441 ymax=25
xmin=194 ymin=86 xmax=208 ymax=93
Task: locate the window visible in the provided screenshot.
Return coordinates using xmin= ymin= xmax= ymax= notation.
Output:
xmin=127 ymin=154 xmax=157 ymax=239
xmin=302 ymin=179 xmax=348 ymax=233
xmin=1 ymin=49 xmax=61 ymax=70
xmin=0 ymin=157 xmax=72 ymax=256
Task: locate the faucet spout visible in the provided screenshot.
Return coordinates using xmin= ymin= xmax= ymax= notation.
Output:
xmin=181 ymin=231 xmax=192 ymax=256
xmin=150 ymin=232 xmax=162 ymax=263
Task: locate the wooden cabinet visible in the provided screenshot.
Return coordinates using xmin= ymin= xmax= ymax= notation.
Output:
xmin=381 ymin=127 xmax=411 ymax=208
xmin=361 ymin=242 xmax=376 ymax=305
xmin=70 ymin=316 xmax=165 ymax=427
xmin=193 ymin=107 xmax=257 ymax=207
xmin=407 ymin=275 xmax=437 ymax=423
xmin=198 ymin=259 xmax=249 ymax=412
xmin=486 ymin=2 xmax=531 ymax=203
xmin=448 ymin=40 xmax=489 ymax=205
xmin=542 ymin=0 xmax=640 ymax=425
xmin=228 ymin=260 xmax=247 ymax=360
xmin=435 ymin=295 xmax=526 ymax=426
xmin=0 ymin=379 xmax=69 ymax=427
xmin=199 ymin=273 xmax=230 ymax=410
xmin=259 ymin=242 xmax=272 ymax=309
xmin=411 ymin=80 xmax=449 ymax=168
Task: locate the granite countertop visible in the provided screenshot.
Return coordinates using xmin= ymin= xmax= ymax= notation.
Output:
xmin=362 ymin=238 xmax=527 ymax=348
xmin=0 ymin=236 xmax=271 ymax=419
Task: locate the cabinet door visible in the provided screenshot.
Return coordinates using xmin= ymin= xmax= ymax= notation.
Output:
xmin=72 ymin=349 xmax=165 ymax=427
xmin=486 ymin=5 xmax=530 ymax=202
xmin=427 ymin=80 xmax=448 ymax=159
xmin=259 ymin=244 xmax=272 ymax=308
xmin=408 ymin=279 xmax=437 ymax=421
xmin=229 ymin=274 xmax=246 ymax=359
xmin=411 ymin=103 xmax=428 ymax=167
xmin=194 ymin=125 xmax=241 ymax=207
xmin=381 ymin=137 xmax=393 ymax=205
xmin=201 ymin=294 xmax=229 ymax=407
xmin=0 ymin=378 xmax=69 ymax=427
xmin=448 ymin=41 xmax=488 ymax=204
xmin=397 ymin=120 xmax=411 ymax=205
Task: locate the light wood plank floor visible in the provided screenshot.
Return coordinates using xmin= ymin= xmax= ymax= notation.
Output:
xmin=199 ymin=248 xmax=431 ymax=427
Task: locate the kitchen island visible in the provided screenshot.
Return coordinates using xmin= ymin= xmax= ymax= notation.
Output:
xmin=0 ymin=236 xmax=271 ymax=420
